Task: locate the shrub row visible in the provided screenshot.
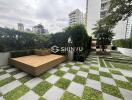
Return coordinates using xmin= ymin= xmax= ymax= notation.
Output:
xmin=0 ymin=27 xmax=51 ymax=52
xmin=112 ymin=38 xmax=132 ymax=49
xmin=10 ymin=50 xmax=34 ymax=58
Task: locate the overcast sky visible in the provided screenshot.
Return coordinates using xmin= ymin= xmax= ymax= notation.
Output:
xmin=0 ymin=0 xmax=86 ymax=33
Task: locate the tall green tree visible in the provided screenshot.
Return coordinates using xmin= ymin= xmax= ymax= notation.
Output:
xmin=93 ymin=23 xmax=114 ymax=52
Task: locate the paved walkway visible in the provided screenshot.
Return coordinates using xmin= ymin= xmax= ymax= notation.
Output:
xmin=0 ymin=53 xmax=132 ymax=100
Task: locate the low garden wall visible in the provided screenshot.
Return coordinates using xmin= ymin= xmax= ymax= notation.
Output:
xmin=0 ymin=52 xmax=10 ymax=67
xmin=118 ymin=47 xmax=132 ymax=57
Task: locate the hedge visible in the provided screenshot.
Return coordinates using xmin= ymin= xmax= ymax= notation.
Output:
xmin=112 ymin=38 xmax=132 ymax=49
xmin=0 ymin=27 xmax=51 ymax=52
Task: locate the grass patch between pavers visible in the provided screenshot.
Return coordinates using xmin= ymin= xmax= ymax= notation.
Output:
xmin=65 ymin=64 xmax=72 ymax=68
xmin=99 ymin=59 xmax=106 ymax=67
xmin=0 ymin=71 xmax=6 ymax=75
xmin=80 ymin=68 xmax=89 ymax=72
xmin=39 ymin=97 xmax=45 ymax=100
xmin=68 ymin=69 xmax=77 ymax=74
xmin=112 ymin=62 xmax=132 ymax=70
xmin=74 ymin=63 xmax=82 ymax=67
xmin=82 ymin=86 xmax=103 ymax=100
xmin=61 ymin=92 xmax=80 ymax=100
xmin=55 ymin=78 xmax=71 ymax=90
xmin=4 ymin=85 xmax=29 ymax=100
xmin=126 ymin=77 xmax=132 ymax=83
xmin=90 ymin=66 xmax=99 ymax=71
xmin=105 ymin=60 xmax=112 ymax=68
xmin=109 ymin=69 xmax=122 ymax=75
xmin=73 ymin=75 xmax=86 ymax=85
xmin=101 ymin=83 xmax=123 ymax=99
xmin=88 ymin=73 xmax=100 ymax=81
xmin=55 ymin=70 xmax=65 ymax=77
xmin=33 ymin=81 xmax=52 ymax=96
xmin=115 ymin=80 xmax=132 ymax=90
xmin=40 ymin=72 xmax=51 ymax=80
xmin=19 ymin=75 xmax=34 ymax=83
xmin=99 ymin=71 xmax=112 ymax=78
xmin=10 ymin=70 xmax=21 ymax=75
xmin=0 ymin=77 xmax=15 ymax=87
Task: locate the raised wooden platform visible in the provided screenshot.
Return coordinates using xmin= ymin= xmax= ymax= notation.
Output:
xmin=9 ymin=54 xmax=66 ymax=76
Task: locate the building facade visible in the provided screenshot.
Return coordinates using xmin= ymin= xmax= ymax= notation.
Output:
xmin=17 ymin=23 xmax=24 ymax=31
xmin=87 ymin=0 xmax=131 ymax=39
xmin=69 ymin=9 xmax=85 ymax=26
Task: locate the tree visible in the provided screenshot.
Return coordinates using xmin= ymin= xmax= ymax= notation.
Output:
xmin=109 ymin=0 xmax=132 ymax=21
xmin=101 ymin=0 xmax=132 ymax=28
xmin=65 ymin=24 xmax=91 ymax=61
xmin=93 ymin=23 xmax=114 ymax=52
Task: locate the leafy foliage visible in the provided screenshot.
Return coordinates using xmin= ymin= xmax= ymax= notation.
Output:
xmin=98 ymin=0 xmax=132 ymax=29
xmin=112 ymin=38 xmax=132 ymax=49
xmin=93 ymin=23 xmax=114 ymax=51
xmin=65 ymin=24 xmax=92 ymax=61
xmin=0 ymin=27 xmax=51 ymax=52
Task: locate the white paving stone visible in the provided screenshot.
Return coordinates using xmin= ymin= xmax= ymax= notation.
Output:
xmin=77 ymin=71 xmax=88 ymax=78
xmin=67 ymin=82 xmax=84 ymax=97
xmin=19 ymin=90 xmax=39 ymax=100
xmin=71 ymin=66 xmax=80 ymax=70
xmin=13 ymin=72 xmax=27 ymax=79
xmin=68 ymin=62 xmax=75 ymax=65
xmin=48 ymin=68 xmax=58 ymax=74
xmin=0 ymin=69 xmax=4 ymax=72
xmin=99 ymin=67 xmax=109 ymax=72
xmin=112 ymin=74 xmax=128 ymax=82
xmin=89 ymin=70 xmax=99 ymax=75
xmin=119 ymin=88 xmax=132 ymax=100
xmin=0 ymin=80 xmax=21 ymax=94
xmin=86 ymin=79 xmax=101 ymax=91
xmin=60 ymin=63 xmax=66 ymax=67
xmin=0 ymin=96 xmax=4 ymax=100
xmin=44 ymin=86 xmax=64 ymax=100
xmin=60 ymin=67 xmax=69 ymax=72
xmin=6 ymin=68 xmax=17 ymax=73
xmin=25 ymin=78 xmax=43 ymax=89
xmin=1 ymin=66 xmax=9 ymax=69
xmin=103 ymin=93 xmax=122 ymax=100
xmin=121 ymin=70 xmax=132 ymax=78
xmin=46 ymin=75 xmax=60 ymax=84
xmin=63 ymin=73 xmax=75 ymax=81
xmin=100 ymin=76 xmax=116 ymax=86
xmin=0 ymin=74 xmax=11 ymax=81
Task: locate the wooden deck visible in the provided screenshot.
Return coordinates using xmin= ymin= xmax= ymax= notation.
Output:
xmin=9 ymin=54 xmax=66 ymax=76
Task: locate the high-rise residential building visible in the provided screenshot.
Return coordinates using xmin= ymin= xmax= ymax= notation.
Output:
xmin=125 ymin=16 xmax=132 ymax=39
xmin=69 ymin=9 xmax=85 ymax=26
xmin=32 ymin=24 xmax=48 ymax=34
xmin=18 ymin=23 xmax=24 ymax=31
xmin=86 ymin=0 xmax=131 ymax=39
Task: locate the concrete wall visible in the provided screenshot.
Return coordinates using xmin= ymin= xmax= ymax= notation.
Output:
xmin=0 ymin=52 xmax=10 ymax=67
xmin=118 ymin=47 xmax=132 ymax=57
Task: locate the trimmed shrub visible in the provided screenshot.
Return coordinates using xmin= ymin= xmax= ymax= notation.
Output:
xmin=0 ymin=27 xmax=51 ymax=52
xmin=10 ymin=50 xmax=34 ymax=58
xmin=112 ymin=38 xmax=132 ymax=49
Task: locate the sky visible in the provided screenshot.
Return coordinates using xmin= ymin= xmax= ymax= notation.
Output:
xmin=0 ymin=0 xmax=86 ymax=33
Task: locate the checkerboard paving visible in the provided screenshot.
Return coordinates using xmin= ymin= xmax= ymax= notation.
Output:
xmin=0 ymin=55 xmax=132 ymax=100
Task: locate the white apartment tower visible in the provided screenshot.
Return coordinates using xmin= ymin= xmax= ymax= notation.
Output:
xmin=87 ymin=0 xmax=131 ymax=39
xmin=69 ymin=9 xmax=85 ymax=26
xmin=18 ymin=23 xmax=24 ymax=31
